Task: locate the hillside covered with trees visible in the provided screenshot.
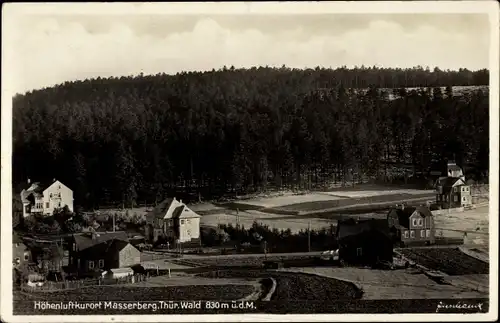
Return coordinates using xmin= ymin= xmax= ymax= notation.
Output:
xmin=12 ymin=66 xmax=489 ymax=209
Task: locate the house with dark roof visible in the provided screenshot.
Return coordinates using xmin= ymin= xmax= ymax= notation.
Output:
xmin=145 ymin=197 xmax=201 ymax=244
xmin=75 ymin=239 xmax=140 ymax=275
xmin=20 ymin=179 xmax=74 ymax=217
xmin=336 ymin=218 xmax=393 ymax=266
xmin=435 ymin=177 xmax=471 ymax=208
xmin=387 ymin=205 xmax=435 ymax=246
xmin=66 ymin=230 xmax=130 ymax=276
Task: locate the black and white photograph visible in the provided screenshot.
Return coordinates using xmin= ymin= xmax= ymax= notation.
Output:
xmin=1 ymin=2 xmax=498 ymax=322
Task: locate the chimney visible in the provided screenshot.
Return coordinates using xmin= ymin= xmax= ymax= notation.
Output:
xmin=179 ymin=199 xmax=182 ymax=204
xmin=27 ymin=178 xmax=31 ymax=184
xmin=53 ymin=178 xmax=56 ymax=182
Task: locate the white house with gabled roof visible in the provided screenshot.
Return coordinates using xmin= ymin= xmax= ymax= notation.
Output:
xmin=20 ymin=179 xmax=74 ymax=217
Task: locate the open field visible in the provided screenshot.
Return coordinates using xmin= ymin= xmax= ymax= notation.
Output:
xmin=399 ymin=248 xmax=489 ymax=276
xmin=433 ymin=205 xmax=489 ymax=245
xmin=226 ymin=189 xmax=434 ymax=211
xmin=200 ymin=210 xmax=333 ymax=233
xmin=265 ymin=192 xmax=434 ymax=214
xmin=281 ymin=267 xmax=487 ymax=300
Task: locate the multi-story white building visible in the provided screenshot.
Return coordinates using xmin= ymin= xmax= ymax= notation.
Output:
xmin=21 ymin=179 xmax=74 ymax=217
xmin=145 ymin=197 xmax=201 ymax=243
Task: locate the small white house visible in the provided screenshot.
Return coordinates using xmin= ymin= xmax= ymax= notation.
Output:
xmin=145 ymin=197 xmax=201 ymax=243
xmin=21 ymin=179 xmax=74 ymax=217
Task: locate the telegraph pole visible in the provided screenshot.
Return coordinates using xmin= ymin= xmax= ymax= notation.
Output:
xmin=308 ymin=221 xmax=311 ymax=252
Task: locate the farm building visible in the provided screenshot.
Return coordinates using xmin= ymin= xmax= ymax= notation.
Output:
xmin=145 ymin=197 xmax=201 ymax=244
xmin=435 ymin=177 xmax=472 ymax=208
xmin=66 ymin=230 xmax=130 ymax=276
xmin=76 ymin=239 xmax=141 ymax=274
xmin=336 ymin=218 xmax=393 ymax=266
xmin=387 ymin=205 xmax=435 ymax=247
xmin=20 ymin=179 xmax=74 ymax=217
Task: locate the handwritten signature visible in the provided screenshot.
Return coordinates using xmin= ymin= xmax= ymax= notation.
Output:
xmin=436 ymin=301 xmax=484 ymax=313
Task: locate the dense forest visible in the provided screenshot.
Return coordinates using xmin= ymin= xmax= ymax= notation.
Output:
xmin=12 ymin=66 xmax=490 ymax=209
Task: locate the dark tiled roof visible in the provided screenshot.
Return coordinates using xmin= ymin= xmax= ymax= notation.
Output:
xmin=146 ymin=198 xmax=174 ymax=219
xmin=337 ymin=218 xmax=389 ymax=240
xmin=437 ymin=177 xmax=465 ymax=194
xmin=172 ymin=205 xmax=185 ymax=219
xmin=73 ymin=231 xmax=128 ymax=251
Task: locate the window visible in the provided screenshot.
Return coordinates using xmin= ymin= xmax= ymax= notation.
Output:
xmin=404 ymin=231 xmax=409 ymax=239
xmin=453 ymin=187 xmax=458 ymax=193
xmin=410 ymin=230 xmax=415 ymax=238
xmin=46 ymin=202 xmax=49 ymax=208
xmin=14 ymin=257 xmax=20 ymax=264
xmin=426 ymin=230 xmax=431 ymax=238
xmin=463 ymin=197 xmax=466 ymax=202
xmin=88 ymin=261 xmax=94 ymax=269
xmin=412 ymin=219 xmax=417 ymax=227
xmin=453 ymin=196 xmax=458 ymax=202
xmin=466 ymin=187 xmax=469 ymax=192
xmin=50 ymin=193 xmax=53 ymax=198
xmin=98 ymin=259 xmax=104 ymax=268
xmin=437 ymin=195 xmax=441 ymax=201
xmin=356 ymin=248 xmax=363 ymax=256
xmin=417 ymin=219 xmax=423 ymax=226
xmin=24 ymin=252 xmax=29 ymax=261
xmin=58 ymin=202 xmax=61 ymax=207
xmin=72 ymin=244 xmax=76 ymax=251
xmin=420 ymin=230 xmax=425 ymax=238
xmin=181 ymin=220 xmax=185 ymax=225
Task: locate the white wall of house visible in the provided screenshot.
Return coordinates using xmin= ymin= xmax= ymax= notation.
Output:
xmin=42 ymin=181 xmax=74 ymax=215
xmin=177 ymin=206 xmax=200 ymax=242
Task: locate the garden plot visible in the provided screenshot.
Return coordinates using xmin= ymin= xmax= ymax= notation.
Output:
xmin=399 ymin=248 xmax=489 ymax=276
xmin=201 ymin=210 xmax=333 ymax=233
xmin=282 ymin=267 xmax=487 ymax=300
xmin=433 ymin=206 xmax=489 ymax=246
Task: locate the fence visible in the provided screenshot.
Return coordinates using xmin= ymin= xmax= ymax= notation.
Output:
xmin=21 ymin=273 xmax=148 ymax=293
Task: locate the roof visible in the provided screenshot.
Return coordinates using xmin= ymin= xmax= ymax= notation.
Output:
xmin=80 ymin=239 xmax=133 ymax=258
xmin=110 ymin=267 xmax=134 ymax=274
xmin=176 ymin=205 xmax=201 ymax=219
xmin=73 ymin=231 xmax=128 ymax=251
xmin=436 ymin=177 xmax=465 ymax=194
xmin=20 ymin=181 xmax=54 ymax=202
xmin=337 ymin=218 xmax=390 ymax=240
xmin=388 ymin=206 xmax=432 ymax=228
xmin=146 ymin=198 xmax=174 ymax=219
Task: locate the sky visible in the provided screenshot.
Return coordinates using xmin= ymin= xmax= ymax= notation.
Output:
xmin=5 ymin=10 xmax=491 ymax=94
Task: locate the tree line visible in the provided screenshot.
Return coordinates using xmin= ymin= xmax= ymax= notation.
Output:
xmin=12 ymin=66 xmax=489 ymax=209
